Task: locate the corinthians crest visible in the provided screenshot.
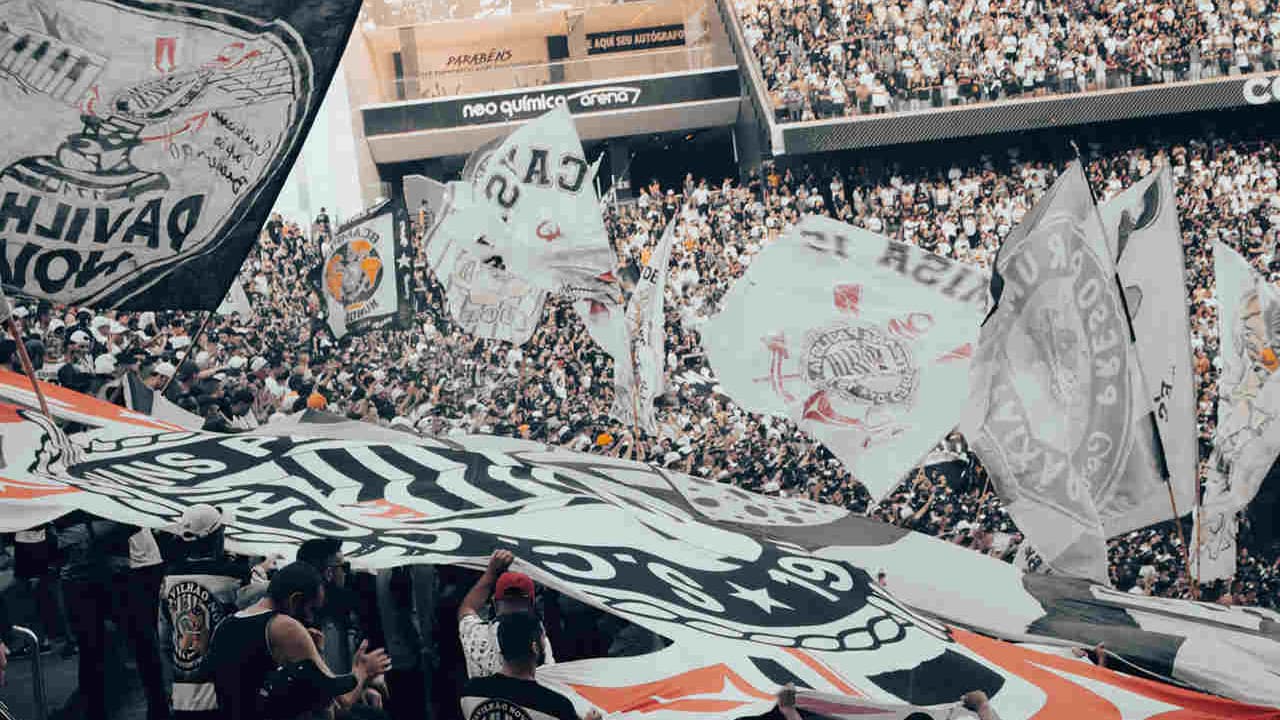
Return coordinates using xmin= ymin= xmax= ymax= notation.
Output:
xmin=0 ymin=0 xmax=314 ymax=306
xmin=802 ymin=323 xmax=918 ymax=406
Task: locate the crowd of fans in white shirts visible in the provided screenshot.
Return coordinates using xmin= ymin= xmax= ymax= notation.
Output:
xmin=2 ymin=133 xmax=1278 ymax=626
xmin=736 ymin=0 xmax=1280 ymax=119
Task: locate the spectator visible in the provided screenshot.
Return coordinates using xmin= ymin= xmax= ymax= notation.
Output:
xmin=459 ymin=611 xmax=598 ymax=720
xmin=297 ymin=538 xmax=355 ymax=675
xmin=207 ymin=561 xmax=391 ymax=720
xmin=458 ymin=550 xmax=556 ymax=679
xmin=159 ymin=505 xmax=269 ymax=720
xmin=374 ymin=565 xmax=437 ymax=720
xmin=53 ymin=512 xmax=168 ymax=720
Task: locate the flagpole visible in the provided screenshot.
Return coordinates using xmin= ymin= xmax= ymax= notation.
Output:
xmin=160 ymin=309 xmax=215 ymax=395
xmin=1071 ymin=142 xmax=1196 ymax=597
xmin=1 ymin=291 xmax=51 ymax=418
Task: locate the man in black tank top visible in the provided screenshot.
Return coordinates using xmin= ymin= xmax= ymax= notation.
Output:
xmin=207 ymin=562 xmax=391 ymax=719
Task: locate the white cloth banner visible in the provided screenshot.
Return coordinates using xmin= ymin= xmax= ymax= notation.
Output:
xmin=963 ymin=162 xmax=1146 ymax=584
xmin=610 ymin=219 xmax=675 ymax=434
xmin=1191 ymin=490 xmax=1238 ymax=583
xmin=1211 ymin=241 xmax=1280 ymax=510
xmin=448 ymin=106 xmax=617 ymax=302
xmin=1099 ymin=165 xmax=1198 ymax=535
xmin=706 ymin=215 xmax=987 ymax=499
xmin=407 ymin=174 xmax=548 ymax=345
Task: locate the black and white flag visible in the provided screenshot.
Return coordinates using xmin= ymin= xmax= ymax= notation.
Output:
xmin=0 ymin=0 xmax=361 ymax=309
xmin=313 ymin=199 xmax=413 ymax=339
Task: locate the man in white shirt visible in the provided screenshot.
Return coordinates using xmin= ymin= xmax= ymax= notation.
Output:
xmin=458 ymin=550 xmax=556 ymax=679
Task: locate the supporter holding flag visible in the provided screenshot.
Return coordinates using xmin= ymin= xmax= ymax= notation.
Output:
xmin=459 ymin=611 xmax=598 ymax=720
xmin=458 ymin=550 xmax=556 ymax=679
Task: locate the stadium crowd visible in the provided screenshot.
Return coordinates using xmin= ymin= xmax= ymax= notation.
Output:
xmin=735 ymin=0 xmax=1280 ymax=119
xmin=2 ymin=130 xmax=1279 ymax=717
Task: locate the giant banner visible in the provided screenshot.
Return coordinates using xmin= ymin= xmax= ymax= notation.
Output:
xmin=0 ymin=0 xmax=362 ymax=309
xmin=0 ymin=393 xmax=1277 ymax=711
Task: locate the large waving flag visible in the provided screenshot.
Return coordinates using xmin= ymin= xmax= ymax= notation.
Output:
xmin=434 ymin=106 xmax=618 ymax=302
xmin=1 ymin=394 xmax=1278 ymax=712
xmin=405 ymin=174 xmax=548 ymax=345
xmin=1197 ymin=242 xmax=1280 ymax=580
xmin=1098 ymin=164 xmax=1198 ymax=535
xmin=611 ymin=219 xmax=676 ymax=434
xmin=312 ymin=199 xmax=412 ymax=339
xmin=706 ymin=215 xmax=988 ymax=499
xmin=0 ymin=0 xmax=362 ymax=309
xmin=962 ymin=162 xmax=1148 ymax=584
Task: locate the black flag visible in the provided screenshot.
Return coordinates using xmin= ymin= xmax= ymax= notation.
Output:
xmin=0 ymin=0 xmax=363 ymax=309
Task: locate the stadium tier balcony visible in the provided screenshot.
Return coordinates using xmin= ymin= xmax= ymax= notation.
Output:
xmin=717 ymin=0 xmax=1280 ymax=154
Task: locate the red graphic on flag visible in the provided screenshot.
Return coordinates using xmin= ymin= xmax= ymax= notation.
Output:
xmin=833 ymin=284 xmax=862 ymax=315
xmin=155 ymin=37 xmax=177 ymax=73
xmin=759 ymin=333 xmax=797 ymax=402
xmin=886 ymin=312 xmax=934 ymax=340
xmin=801 ymin=392 xmax=908 ymax=448
xmin=937 ymin=343 xmax=973 ymax=363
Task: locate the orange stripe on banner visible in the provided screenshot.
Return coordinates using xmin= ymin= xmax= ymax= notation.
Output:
xmin=951 ymin=628 xmax=1280 ymax=720
xmin=569 ymin=663 xmax=774 ymax=715
xmin=784 ymin=647 xmax=865 ymax=697
xmin=0 ymin=477 xmax=80 ymax=500
xmin=0 ymin=369 xmax=184 ymax=432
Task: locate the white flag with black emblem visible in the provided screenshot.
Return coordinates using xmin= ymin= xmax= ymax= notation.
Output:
xmin=705 ymin=215 xmax=988 ymax=500
xmin=962 ymin=162 xmax=1146 ymax=584
xmin=1099 ymin=164 xmax=1198 ymax=535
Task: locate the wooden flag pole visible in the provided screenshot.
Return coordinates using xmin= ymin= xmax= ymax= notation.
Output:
xmin=2 ymin=293 xmax=51 ymax=418
xmin=1071 ymin=143 xmax=1196 ymax=596
xmin=160 ymin=309 xmax=215 ymax=395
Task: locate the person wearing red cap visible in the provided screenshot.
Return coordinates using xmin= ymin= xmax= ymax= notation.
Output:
xmin=458 ymin=550 xmax=556 ymax=679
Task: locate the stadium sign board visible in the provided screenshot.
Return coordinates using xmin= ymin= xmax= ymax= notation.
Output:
xmin=361 ymin=67 xmax=740 ymax=133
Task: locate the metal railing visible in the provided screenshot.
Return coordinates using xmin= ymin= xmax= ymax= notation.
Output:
xmin=711 ymin=0 xmax=778 ymax=155
xmin=11 ymin=626 xmax=47 ymax=720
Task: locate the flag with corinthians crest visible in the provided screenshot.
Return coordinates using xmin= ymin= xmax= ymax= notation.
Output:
xmin=705 ymin=215 xmax=989 ymax=500
xmin=312 ymin=198 xmax=412 ymax=339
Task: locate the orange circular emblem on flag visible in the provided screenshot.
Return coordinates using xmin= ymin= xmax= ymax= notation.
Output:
xmin=324 ymin=237 xmax=384 ymax=310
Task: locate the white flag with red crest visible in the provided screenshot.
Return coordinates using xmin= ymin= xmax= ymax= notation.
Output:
xmin=705 ymin=215 xmax=988 ymax=499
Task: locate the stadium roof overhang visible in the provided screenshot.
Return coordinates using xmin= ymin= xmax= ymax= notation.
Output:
xmin=360 ymin=66 xmax=741 ymax=162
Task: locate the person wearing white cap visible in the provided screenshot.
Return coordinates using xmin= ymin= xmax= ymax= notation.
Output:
xmin=93 ymin=354 xmax=117 ymax=377
xmin=160 ymin=505 xmax=273 ymax=720
xmin=148 ymin=361 xmax=177 ymax=391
